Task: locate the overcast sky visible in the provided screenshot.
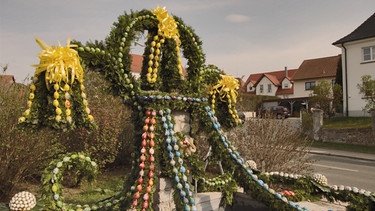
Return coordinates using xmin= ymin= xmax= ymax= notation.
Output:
xmin=1 ymin=0 xmax=374 ymax=83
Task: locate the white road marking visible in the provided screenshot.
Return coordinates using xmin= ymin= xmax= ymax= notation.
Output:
xmin=312 ymin=163 xmax=359 ymax=172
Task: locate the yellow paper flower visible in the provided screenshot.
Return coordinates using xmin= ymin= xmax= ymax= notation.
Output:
xmin=212 ymin=75 xmax=239 ymax=102
xmin=152 ymin=6 xmax=180 ymax=44
xmin=33 ymin=37 xmax=84 ymax=89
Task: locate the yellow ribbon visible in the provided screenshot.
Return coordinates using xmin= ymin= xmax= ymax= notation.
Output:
xmin=33 ymin=37 xmax=84 ymax=88
xmin=212 ymin=75 xmax=239 ymax=102
xmin=152 ymin=6 xmax=181 ymax=46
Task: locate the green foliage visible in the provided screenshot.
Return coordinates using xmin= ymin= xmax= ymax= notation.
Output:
xmin=40 ymin=152 xmax=98 ymax=210
xmin=310 ymin=80 xmax=333 ymax=116
xmin=323 ymin=116 xmax=371 ymax=129
xmin=0 ymin=83 xmax=65 ymax=202
xmin=332 ymin=83 xmax=343 ymax=113
xmin=357 ymin=75 xmax=375 ymax=111
xmin=301 ymin=111 xmax=313 ymax=134
xmin=63 ymin=71 xmax=133 ymax=169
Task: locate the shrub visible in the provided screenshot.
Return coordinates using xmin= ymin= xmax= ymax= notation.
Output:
xmin=227 ymin=117 xmax=313 ymax=174
xmin=0 ymin=84 xmax=64 ymax=202
xmin=62 ymin=71 xmax=133 ymax=169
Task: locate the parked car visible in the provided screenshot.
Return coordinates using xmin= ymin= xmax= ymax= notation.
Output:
xmin=261 ymin=106 xmax=290 ymax=119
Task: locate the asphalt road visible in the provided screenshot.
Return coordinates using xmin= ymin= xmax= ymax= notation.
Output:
xmin=308 ymin=153 xmax=375 ymax=192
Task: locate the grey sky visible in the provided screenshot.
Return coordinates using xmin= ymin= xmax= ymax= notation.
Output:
xmin=1 ymin=0 xmax=374 ymax=83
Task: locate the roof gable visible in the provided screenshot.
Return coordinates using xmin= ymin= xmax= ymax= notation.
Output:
xmin=292 ymin=55 xmax=340 ymax=81
xmin=244 ymin=69 xmax=297 ymax=88
xmin=263 ymin=73 xmax=280 ymax=86
xmin=333 ymin=12 xmax=375 ymax=45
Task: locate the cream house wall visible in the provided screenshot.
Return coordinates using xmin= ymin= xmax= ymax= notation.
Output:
xmin=340 ymin=37 xmax=375 ymax=116
xmin=256 ymin=77 xmax=278 ymax=96
xmin=293 ymin=78 xmax=335 ymax=99
xmin=292 ymin=80 xmax=314 ymax=98
xmin=281 ymin=78 xmax=292 ymax=89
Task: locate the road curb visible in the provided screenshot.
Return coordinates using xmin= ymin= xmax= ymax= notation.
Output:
xmin=308 ymin=150 xmax=375 ymax=162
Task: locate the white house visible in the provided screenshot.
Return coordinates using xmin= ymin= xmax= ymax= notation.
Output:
xmin=333 ymin=12 xmax=375 ymax=117
xmin=244 ymin=68 xmax=297 ymax=98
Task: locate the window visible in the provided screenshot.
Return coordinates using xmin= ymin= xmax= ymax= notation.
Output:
xmin=363 ymin=46 xmax=375 ymax=62
xmin=259 ymin=84 xmax=264 ymax=93
xmin=267 ymin=84 xmax=272 ymax=93
xmin=283 ymin=83 xmax=289 ymax=88
xmin=305 ymin=81 xmax=315 ymax=90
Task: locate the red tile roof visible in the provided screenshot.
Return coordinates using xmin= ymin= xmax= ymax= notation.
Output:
xmin=0 ymin=75 xmax=15 ymax=88
xmin=276 ymin=87 xmax=294 ymax=95
xmin=243 ymin=69 xmax=297 ymax=89
xmin=131 ymin=54 xmax=143 ymax=73
xmin=292 ymin=55 xmax=340 ymax=81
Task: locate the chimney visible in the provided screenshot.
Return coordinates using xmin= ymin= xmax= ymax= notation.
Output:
xmin=284 ymin=66 xmax=288 ymax=78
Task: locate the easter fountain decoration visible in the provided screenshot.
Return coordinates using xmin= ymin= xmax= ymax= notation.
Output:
xmin=15 ymin=6 xmax=374 ymax=211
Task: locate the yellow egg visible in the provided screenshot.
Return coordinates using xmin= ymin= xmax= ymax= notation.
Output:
xmin=64 ymin=84 xmax=70 ymax=91
xmin=55 ymin=115 xmax=61 ymax=122
xmin=54 ymin=92 xmax=59 ymax=99
xmin=29 ymin=93 xmax=35 ymax=100
xmin=65 ymin=109 xmax=71 ymax=116
xmin=55 ymin=108 xmax=62 ymax=115
xmin=23 ymin=109 xmax=30 ymax=116
xmin=18 ymin=117 xmax=25 ymax=123
xmin=88 ymin=115 xmax=94 ymax=121
xmin=29 ymin=84 xmax=36 ymax=91
xmin=53 ymin=100 xmax=59 ymax=107
xmin=52 ymin=184 xmax=58 ymax=192
xmin=148 ymin=60 xmax=153 ymax=67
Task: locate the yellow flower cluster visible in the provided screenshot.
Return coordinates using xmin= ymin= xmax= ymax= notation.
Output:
xmin=33 ymin=37 xmax=84 ymax=87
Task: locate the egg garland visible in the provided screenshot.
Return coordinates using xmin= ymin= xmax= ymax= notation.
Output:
xmin=40 ymin=152 xmax=101 ymax=210
xmin=160 ymin=109 xmax=197 ymax=211
xmin=18 ymin=38 xmax=95 ymax=130
xmin=204 ymin=106 xmax=310 ymax=211
xmin=131 ymin=110 xmax=157 ymax=210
